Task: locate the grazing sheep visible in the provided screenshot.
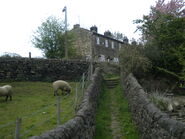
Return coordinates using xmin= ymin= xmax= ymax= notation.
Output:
xmin=52 ymin=80 xmax=71 ymax=96
xmin=0 ymin=85 xmax=13 ymax=101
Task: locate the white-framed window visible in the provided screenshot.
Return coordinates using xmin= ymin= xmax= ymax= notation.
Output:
xmin=96 ymin=37 xmax=100 ymax=45
xmin=105 ymin=40 xmax=108 ymax=47
xmin=111 ymin=41 xmax=114 ymax=49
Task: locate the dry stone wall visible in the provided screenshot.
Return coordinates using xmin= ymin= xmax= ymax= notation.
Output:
xmin=122 ymin=73 xmax=185 ymax=139
xmin=29 ymin=67 xmax=103 ymax=139
xmin=0 ymin=58 xmax=89 ymax=82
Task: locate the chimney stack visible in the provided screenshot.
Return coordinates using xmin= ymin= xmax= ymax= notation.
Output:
xmin=73 ymin=24 xmax=80 ymax=29
xmin=90 ymin=26 xmax=98 ymax=33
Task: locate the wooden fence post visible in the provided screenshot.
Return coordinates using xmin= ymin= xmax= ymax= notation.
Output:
xmin=57 ymin=96 xmax=61 ymax=126
xmin=15 ymin=117 xmax=21 ymax=139
xmin=29 ymin=52 xmax=31 ymax=59
xmin=74 ymin=83 xmax=78 ymax=112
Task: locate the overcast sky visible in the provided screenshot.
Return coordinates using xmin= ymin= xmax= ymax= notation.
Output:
xmin=0 ymin=0 xmax=156 ymax=57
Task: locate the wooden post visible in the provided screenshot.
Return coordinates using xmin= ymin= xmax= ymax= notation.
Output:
xmin=15 ymin=118 xmax=21 ymax=139
xmin=57 ymin=96 xmax=61 ymax=126
xmin=74 ymin=83 xmax=78 ymax=112
xmin=63 ymin=6 xmax=68 ymax=59
xmin=29 ymin=52 xmax=31 ymax=59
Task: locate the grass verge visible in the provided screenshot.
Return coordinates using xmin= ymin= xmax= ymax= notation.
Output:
xmin=94 ymin=77 xmax=140 ymax=139
xmin=93 ymin=83 xmax=112 ymax=139
xmin=115 ymin=84 xmax=140 ymax=139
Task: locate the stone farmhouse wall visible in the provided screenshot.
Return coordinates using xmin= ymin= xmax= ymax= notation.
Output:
xmin=71 ymin=24 xmax=123 ymax=62
xmin=0 ymin=58 xmax=89 ymax=82
xmin=30 ymin=67 xmax=103 ymax=139
xmin=72 ymin=24 xmax=92 ymax=60
xmin=93 ymin=32 xmax=121 ymax=62
xmin=122 ymin=73 xmax=185 ymax=139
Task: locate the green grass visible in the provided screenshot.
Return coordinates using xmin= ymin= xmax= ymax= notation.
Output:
xmin=93 ymin=83 xmax=112 ymax=139
xmin=94 ymin=77 xmax=140 ymax=139
xmin=103 ymin=74 xmax=120 ymax=80
xmin=0 ymin=81 xmax=79 ymax=138
xmin=115 ymin=84 xmax=140 ymax=139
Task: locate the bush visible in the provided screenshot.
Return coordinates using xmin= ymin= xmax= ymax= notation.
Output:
xmin=119 ymin=45 xmax=151 ymax=76
xmin=149 ymin=91 xmax=171 ymax=111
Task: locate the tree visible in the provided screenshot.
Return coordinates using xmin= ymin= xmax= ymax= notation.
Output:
xmin=0 ymin=52 xmax=22 ymax=58
xmin=119 ymin=44 xmax=151 ymax=76
xmin=130 ymin=38 xmax=137 ymax=45
xmin=123 ymin=36 xmax=129 ymax=44
xmin=151 ymin=0 xmax=185 ymax=17
xmin=113 ymin=32 xmax=129 ymax=44
xmin=135 ymin=0 xmax=185 ymax=76
xmin=32 ymin=16 xmax=76 ymax=59
xmin=113 ymin=32 xmax=123 ymax=40
xmin=104 ymin=30 xmax=113 ymax=37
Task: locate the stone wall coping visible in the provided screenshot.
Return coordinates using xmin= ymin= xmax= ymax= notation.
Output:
xmin=123 ymin=73 xmax=185 ymax=139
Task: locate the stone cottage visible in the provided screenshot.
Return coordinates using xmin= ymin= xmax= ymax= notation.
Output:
xmin=71 ymin=24 xmax=124 ymax=62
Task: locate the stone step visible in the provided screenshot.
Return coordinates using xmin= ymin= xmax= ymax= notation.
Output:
xmin=107 ymin=85 xmax=117 ymax=89
xmin=106 ymin=81 xmax=119 ymax=86
xmin=104 ymin=78 xmax=120 ymax=89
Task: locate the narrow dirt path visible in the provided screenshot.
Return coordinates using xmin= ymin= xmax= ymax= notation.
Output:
xmin=94 ymin=76 xmax=139 ymax=139
xmin=105 ymin=78 xmax=123 ymax=139
xmin=110 ymin=88 xmax=123 ymax=139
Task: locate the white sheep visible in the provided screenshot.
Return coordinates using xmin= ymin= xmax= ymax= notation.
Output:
xmin=0 ymin=85 xmax=13 ymax=101
xmin=52 ymin=80 xmax=71 ymax=96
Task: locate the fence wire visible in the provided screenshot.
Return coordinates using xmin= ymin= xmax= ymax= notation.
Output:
xmin=73 ymin=65 xmax=91 ymax=111
xmin=21 ymin=115 xmax=56 ymax=138
xmin=22 ymin=103 xmax=56 ymax=120
xmin=0 ymin=121 xmax=14 ymax=129
xmin=0 ymin=65 xmax=92 ymax=138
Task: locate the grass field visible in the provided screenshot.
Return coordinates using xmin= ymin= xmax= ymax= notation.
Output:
xmin=0 ymin=81 xmax=81 ymax=138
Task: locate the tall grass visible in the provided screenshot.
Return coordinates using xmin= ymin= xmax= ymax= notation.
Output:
xmin=149 ymin=91 xmax=171 ymax=111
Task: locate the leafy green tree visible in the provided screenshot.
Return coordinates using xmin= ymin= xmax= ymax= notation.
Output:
xmin=123 ymin=36 xmax=129 ymax=44
xmin=104 ymin=30 xmax=113 ymax=37
xmin=134 ymin=0 xmax=185 ymax=76
xmin=0 ymin=52 xmax=22 ymax=58
xmin=113 ymin=32 xmax=123 ymax=40
xmin=113 ymin=32 xmax=129 ymax=44
xmin=32 ymin=16 xmax=76 ymax=59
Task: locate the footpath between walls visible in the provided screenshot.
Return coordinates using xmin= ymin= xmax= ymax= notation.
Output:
xmin=30 ymin=67 xmax=102 ymax=139
xmin=122 ymin=73 xmax=185 ymax=139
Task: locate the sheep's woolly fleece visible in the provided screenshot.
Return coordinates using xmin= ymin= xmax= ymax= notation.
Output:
xmin=0 ymin=85 xmax=13 ymax=101
xmin=53 ymin=80 xmax=71 ymax=95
